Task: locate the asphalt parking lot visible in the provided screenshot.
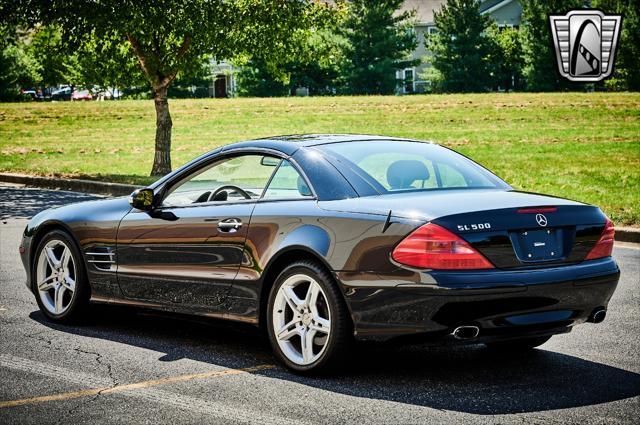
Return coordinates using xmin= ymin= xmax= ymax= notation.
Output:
xmin=0 ymin=183 xmax=638 ymax=424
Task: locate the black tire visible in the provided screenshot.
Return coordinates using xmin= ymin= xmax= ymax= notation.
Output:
xmin=486 ymin=335 xmax=552 ymax=352
xmin=32 ymin=229 xmax=90 ymax=324
xmin=266 ymin=260 xmax=352 ymax=374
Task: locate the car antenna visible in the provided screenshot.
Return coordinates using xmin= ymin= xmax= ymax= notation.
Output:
xmin=382 ymin=210 xmax=394 ymax=233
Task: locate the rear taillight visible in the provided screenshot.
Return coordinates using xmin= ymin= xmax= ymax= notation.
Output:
xmin=585 ymin=219 xmax=615 ymax=260
xmin=391 ymin=223 xmax=494 ymax=270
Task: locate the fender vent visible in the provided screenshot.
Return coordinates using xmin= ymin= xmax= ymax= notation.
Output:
xmin=85 ymin=247 xmax=115 ymax=271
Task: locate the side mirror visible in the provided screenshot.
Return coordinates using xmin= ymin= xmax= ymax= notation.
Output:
xmin=129 ymin=188 xmax=155 ymax=211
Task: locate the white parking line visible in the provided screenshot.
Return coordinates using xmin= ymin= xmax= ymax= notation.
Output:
xmin=0 ymin=354 xmax=300 ymax=424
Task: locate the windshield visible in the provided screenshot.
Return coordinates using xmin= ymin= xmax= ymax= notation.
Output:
xmin=318 ymin=141 xmax=509 ymax=194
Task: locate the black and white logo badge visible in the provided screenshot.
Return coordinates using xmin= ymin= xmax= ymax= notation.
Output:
xmin=549 ymin=10 xmax=622 ymax=82
xmin=536 ymin=214 xmax=548 ymax=227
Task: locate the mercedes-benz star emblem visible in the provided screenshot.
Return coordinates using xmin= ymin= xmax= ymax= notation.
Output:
xmin=536 ymin=214 xmax=548 ymax=227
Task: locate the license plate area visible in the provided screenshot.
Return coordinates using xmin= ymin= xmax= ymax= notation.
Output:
xmin=510 ymin=228 xmax=564 ymax=262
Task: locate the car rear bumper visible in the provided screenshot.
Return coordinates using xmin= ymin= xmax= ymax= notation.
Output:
xmin=340 ymin=257 xmax=620 ymax=342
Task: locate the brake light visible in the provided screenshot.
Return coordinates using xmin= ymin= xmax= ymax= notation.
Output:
xmin=517 ymin=207 xmax=558 ymax=214
xmin=392 ymin=223 xmax=494 ymax=270
xmin=585 ymin=219 xmax=615 ymax=260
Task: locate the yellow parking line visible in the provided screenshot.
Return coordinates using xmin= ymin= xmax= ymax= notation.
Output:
xmin=0 ymin=363 xmax=274 ymax=409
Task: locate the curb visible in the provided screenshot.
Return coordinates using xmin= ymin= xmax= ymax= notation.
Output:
xmin=615 ymin=227 xmax=640 ymax=244
xmin=0 ymin=172 xmax=141 ymax=197
xmin=1 ymin=172 xmax=638 ymax=243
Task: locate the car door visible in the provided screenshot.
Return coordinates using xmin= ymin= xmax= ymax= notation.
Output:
xmin=116 ymin=152 xmax=281 ymax=309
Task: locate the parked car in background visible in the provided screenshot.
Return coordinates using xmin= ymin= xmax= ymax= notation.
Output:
xmin=20 ymin=89 xmax=44 ymax=101
xmin=103 ymin=88 xmax=122 ymax=100
xmin=21 ymin=90 xmax=37 ymax=101
xmin=71 ymin=90 xmax=93 ymax=101
xmin=51 ymin=86 xmax=73 ymax=101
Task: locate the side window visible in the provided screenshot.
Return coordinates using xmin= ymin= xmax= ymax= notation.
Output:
xmin=163 ymin=155 xmax=278 ymax=206
xmin=438 ymin=163 xmax=468 ymax=188
xmin=263 ymin=160 xmax=313 ymax=199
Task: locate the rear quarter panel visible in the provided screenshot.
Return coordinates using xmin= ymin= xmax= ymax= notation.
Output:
xmin=227 ymin=199 xmax=422 ymax=319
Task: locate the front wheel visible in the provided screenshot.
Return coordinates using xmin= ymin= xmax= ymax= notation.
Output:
xmin=266 ymin=260 xmax=351 ymax=374
xmin=486 ymin=335 xmax=552 ymax=352
xmin=32 ymin=230 xmax=89 ymax=323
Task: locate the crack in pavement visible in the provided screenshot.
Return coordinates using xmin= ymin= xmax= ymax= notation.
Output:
xmin=0 ymin=354 xmax=299 ymax=425
xmin=73 ymin=347 xmax=118 ymax=389
xmin=63 ymin=347 xmax=119 ymax=421
xmin=23 ymin=329 xmax=56 ymax=349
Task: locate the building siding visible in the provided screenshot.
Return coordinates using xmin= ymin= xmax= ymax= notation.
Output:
xmin=397 ymin=0 xmax=522 ymax=93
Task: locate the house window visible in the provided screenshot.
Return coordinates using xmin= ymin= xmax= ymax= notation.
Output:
xmin=428 ymin=26 xmax=438 ymax=35
xmin=498 ymin=24 xmax=518 ymax=32
xmin=404 ymin=69 xmax=414 ymax=93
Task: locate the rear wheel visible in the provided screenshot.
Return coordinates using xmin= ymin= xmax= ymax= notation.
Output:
xmin=33 ymin=230 xmax=89 ymax=323
xmin=266 ymin=260 xmax=351 ymax=374
xmin=486 ymin=335 xmax=552 ymax=351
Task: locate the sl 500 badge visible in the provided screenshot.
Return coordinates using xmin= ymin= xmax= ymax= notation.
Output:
xmin=457 ymin=223 xmax=491 ymax=232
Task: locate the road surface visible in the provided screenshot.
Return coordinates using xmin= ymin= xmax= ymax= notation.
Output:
xmin=1 ymin=184 xmax=638 ymax=424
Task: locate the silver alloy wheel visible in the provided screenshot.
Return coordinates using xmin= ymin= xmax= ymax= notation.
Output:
xmin=36 ymin=239 xmax=76 ymax=315
xmin=272 ymin=274 xmax=331 ymax=365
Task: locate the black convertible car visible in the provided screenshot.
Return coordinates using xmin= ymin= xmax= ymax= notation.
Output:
xmin=20 ymin=134 xmax=619 ymax=373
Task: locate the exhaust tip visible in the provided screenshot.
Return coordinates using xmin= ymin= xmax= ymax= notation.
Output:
xmin=590 ymin=309 xmax=606 ymax=324
xmin=452 ymin=325 xmax=480 ymax=340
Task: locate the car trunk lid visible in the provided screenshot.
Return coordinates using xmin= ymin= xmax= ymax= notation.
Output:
xmin=318 ymin=189 xmax=607 ymax=269
xmin=432 ymin=204 xmax=607 ymax=269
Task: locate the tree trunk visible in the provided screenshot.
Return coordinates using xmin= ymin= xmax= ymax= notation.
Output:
xmin=151 ymin=86 xmax=172 ymax=176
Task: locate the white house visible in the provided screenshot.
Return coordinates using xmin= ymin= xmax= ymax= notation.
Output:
xmin=208 ymin=59 xmax=237 ymax=98
xmin=211 ymin=0 xmax=524 ymax=97
xmin=398 ymin=0 xmax=523 ymax=93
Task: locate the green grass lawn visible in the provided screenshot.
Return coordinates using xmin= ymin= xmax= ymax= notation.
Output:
xmin=1 ymin=93 xmax=639 ymax=225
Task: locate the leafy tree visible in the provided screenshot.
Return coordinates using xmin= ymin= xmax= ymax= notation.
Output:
xmin=592 ymin=0 xmax=640 ymax=91
xmin=64 ymin=34 xmax=145 ymax=96
xmin=0 ymin=23 xmax=141 ymax=98
xmin=428 ymin=0 xmax=496 ymax=92
xmin=417 ymin=55 xmax=444 ymax=93
xmin=11 ymin=0 xmax=325 ymax=176
xmin=29 ymin=26 xmax=71 ymax=88
xmin=236 ymin=59 xmax=289 ymax=97
xmin=339 ymin=0 xmax=418 ymax=95
xmin=237 ymin=25 xmax=347 ymax=97
xmin=0 ymin=25 xmax=40 ymax=100
xmin=287 ymin=28 xmax=348 ymax=95
xmin=488 ymin=25 xmax=524 ymax=91
xmin=168 ymin=62 xmax=214 ymax=99
xmin=520 ymin=0 xmax=582 ymax=91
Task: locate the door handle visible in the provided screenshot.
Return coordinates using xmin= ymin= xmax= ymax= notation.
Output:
xmin=217 ymin=218 xmax=242 ymax=231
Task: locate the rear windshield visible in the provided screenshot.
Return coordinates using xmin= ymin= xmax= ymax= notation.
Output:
xmin=318 ymin=141 xmax=509 ymax=194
